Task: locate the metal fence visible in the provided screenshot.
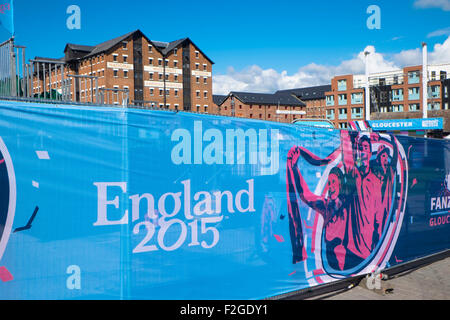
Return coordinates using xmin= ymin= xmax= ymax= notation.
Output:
xmin=0 ymin=37 xmax=129 ymax=107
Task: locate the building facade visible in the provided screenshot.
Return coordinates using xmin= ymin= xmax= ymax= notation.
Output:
xmin=369 ymin=64 xmax=450 ymax=134
xmin=31 ymin=30 xmax=214 ymax=111
xmin=216 ymin=92 xmax=306 ymax=123
xmin=325 ymin=75 xmax=365 ymax=129
xmin=276 ymin=85 xmax=331 ymax=119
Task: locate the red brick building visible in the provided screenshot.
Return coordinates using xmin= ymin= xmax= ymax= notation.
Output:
xmin=215 ymin=91 xmax=306 ymax=123
xmin=32 ymin=30 xmax=214 ymax=111
xmin=275 ymin=85 xmax=331 ymax=119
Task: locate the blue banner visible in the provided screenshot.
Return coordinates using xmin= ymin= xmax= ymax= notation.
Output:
xmin=0 ymin=1 xmax=13 ymax=36
xmin=368 ymin=118 xmax=443 ymax=131
xmin=0 ymin=100 xmax=449 ymax=299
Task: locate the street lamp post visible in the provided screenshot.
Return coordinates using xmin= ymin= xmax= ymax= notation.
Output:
xmin=364 ymin=51 xmax=371 ymax=122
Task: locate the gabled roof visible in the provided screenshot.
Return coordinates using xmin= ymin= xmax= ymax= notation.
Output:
xmin=275 ymin=85 xmax=331 ymax=101
xmin=83 ymin=30 xmax=140 ymax=58
xmin=229 ymin=91 xmax=306 ymax=107
xmin=151 ymin=37 xmax=214 ymax=64
xmin=64 ymin=43 xmax=95 ymax=53
xmin=60 ymin=30 xmax=214 ymax=64
xmin=213 ymin=94 xmax=228 ymax=106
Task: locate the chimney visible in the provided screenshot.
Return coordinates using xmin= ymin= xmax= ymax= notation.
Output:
xmin=422 ymin=42 xmax=428 ymax=119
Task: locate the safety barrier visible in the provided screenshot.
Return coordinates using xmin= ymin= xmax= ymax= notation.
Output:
xmin=0 ymin=99 xmax=448 ymax=299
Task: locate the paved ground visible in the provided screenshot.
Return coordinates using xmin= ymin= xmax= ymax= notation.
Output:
xmin=310 ymin=256 xmax=450 ymax=300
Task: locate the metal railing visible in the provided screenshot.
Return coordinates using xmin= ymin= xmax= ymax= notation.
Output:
xmin=0 ymin=37 xmax=129 ymax=107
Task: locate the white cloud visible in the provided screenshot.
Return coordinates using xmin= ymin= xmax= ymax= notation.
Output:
xmin=427 ymin=27 xmax=450 ymax=38
xmin=213 ymin=46 xmax=398 ymax=95
xmin=414 ymin=0 xmax=450 ymax=11
xmin=213 ymin=37 xmax=450 ymax=95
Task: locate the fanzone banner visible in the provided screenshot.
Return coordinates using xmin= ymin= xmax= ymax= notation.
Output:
xmin=0 ymin=100 xmax=449 ymax=299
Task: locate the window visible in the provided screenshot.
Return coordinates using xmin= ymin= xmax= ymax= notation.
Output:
xmin=159 ymin=73 xmax=163 ymax=80
xmin=337 ymin=79 xmax=347 ymax=91
xmin=326 ymin=110 xmax=335 ymax=120
xmin=430 ymin=85 xmax=440 ymax=98
xmin=351 ymin=92 xmax=363 ymax=104
xmin=174 ymin=74 xmax=178 ymax=82
xmin=149 ymin=58 xmax=153 ymax=65
xmin=326 ymin=95 xmax=334 ymax=106
xmin=149 ymin=72 xmax=153 ymax=80
xmin=409 ymin=103 xmax=420 ymax=111
xmin=113 ymin=70 xmax=118 ymax=77
xmin=428 ymin=102 xmax=440 ymax=111
xmin=195 ymin=51 xmax=199 ymax=59
xmin=158 ymin=59 xmax=162 ymax=66
xmin=408 ymin=87 xmax=420 ymax=100
xmin=159 ymin=89 xmax=163 ymax=96
xmin=204 ymin=91 xmax=208 ymax=99
xmin=351 ymin=107 xmax=362 ymax=119
xmin=150 ymin=88 xmax=154 ymax=96
xmin=148 ymin=45 xmax=152 ymax=52
xmin=174 ymin=48 xmax=178 ymax=56
xmin=166 ymin=89 xmax=170 ymax=96
xmin=122 ymin=42 xmax=127 ymax=49
xmin=174 ymin=61 xmax=178 ymax=68
xmin=408 ymin=71 xmax=420 ymax=84
xmin=196 ymin=105 xmax=201 ymax=112
xmin=196 ymin=90 xmax=200 ymax=98
xmin=338 ymin=94 xmax=347 ymax=105
xmin=165 ymin=59 xmax=169 ymax=67
xmin=174 ymin=89 xmax=179 ymax=97
xmin=113 ymin=55 xmax=118 ymax=62
xmin=123 ymin=55 xmax=128 ymax=63
xmin=203 ymin=64 xmax=207 ymax=71
xmin=195 ymin=63 xmax=199 ymax=70
xmin=175 ymin=104 xmax=179 ymax=110
xmin=431 ymin=71 xmax=436 ymax=81
xmin=204 ymin=105 xmax=208 ymax=113
xmin=165 ymin=74 xmax=169 ymax=81
xmin=391 ymin=89 xmax=403 ymax=101
xmin=338 ymin=108 xmax=347 ymax=120
xmin=124 ymin=70 xmax=128 ymax=78
xmin=196 ymin=76 xmax=200 ymax=84
xmin=392 ymin=104 xmax=404 ymax=112
xmin=203 ymin=77 xmax=207 ymax=84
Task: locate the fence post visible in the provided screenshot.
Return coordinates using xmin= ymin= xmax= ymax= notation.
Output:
xmin=10 ymin=39 xmax=16 ymax=97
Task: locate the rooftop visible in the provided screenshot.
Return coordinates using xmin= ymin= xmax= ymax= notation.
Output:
xmin=275 ymin=84 xmax=332 ymax=101
xmin=229 ymin=91 xmax=306 ymax=107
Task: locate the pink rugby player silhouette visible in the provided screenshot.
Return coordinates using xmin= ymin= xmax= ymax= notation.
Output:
xmin=286 ymin=130 xmax=398 ymax=270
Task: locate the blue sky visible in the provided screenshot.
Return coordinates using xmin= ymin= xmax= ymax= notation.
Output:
xmin=1 ymin=0 xmax=450 ymax=93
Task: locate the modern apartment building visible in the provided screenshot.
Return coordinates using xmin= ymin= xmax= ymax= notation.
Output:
xmin=369 ymin=64 xmax=450 ymax=120
xmin=31 ymin=30 xmax=214 ymax=111
xmin=215 ymin=91 xmax=306 ymax=123
xmin=324 ymin=63 xmax=450 ymax=132
xmin=324 ymin=75 xmax=365 ymax=129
